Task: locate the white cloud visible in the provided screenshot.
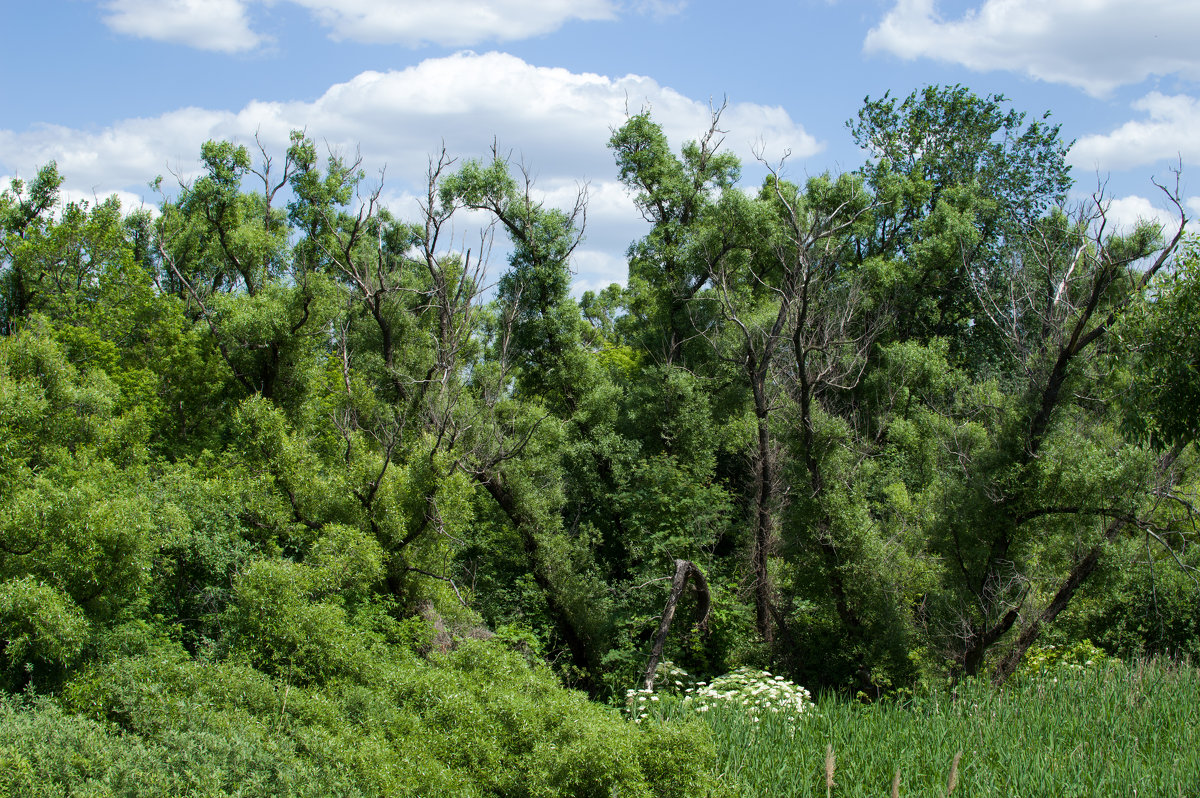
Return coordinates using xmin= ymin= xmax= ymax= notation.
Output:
xmin=864 ymin=0 xmax=1200 ymax=96
xmin=0 ymin=108 xmax=239 ymax=197
xmin=0 ymin=52 xmax=819 ymax=291
xmin=96 ymin=0 xmax=620 ymax=52
xmin=1100 ymin=194 xmax=1189 ymax=236
xmin=290 ymin=0 xmax=616 ymax=46
xmin=570 ymin=249 xmax=629 ymax=295
xmin=0 ymin=52 xmax=820 ymax=190
xmin=101 ymin=0 xmax=265 ymax=53
xmin=1071 ymin=93 xmax=1200 ymax=172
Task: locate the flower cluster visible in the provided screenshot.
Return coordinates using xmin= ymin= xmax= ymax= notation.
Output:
xmin=624 ymin=686 xmax=660 ymax=723
xmin=623 ymin=660 xmax=701 ymax=721
xmin=689 ymin=667 xmax=815 ymax=722
xmin=623 ymin=663 xmax=816 ymax=725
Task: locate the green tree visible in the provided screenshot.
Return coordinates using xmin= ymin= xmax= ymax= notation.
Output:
xmin=849 ymin=85 xmax=1072 ymax=369
xmin=610 ymin=107 xmax=740 ymax=368
xmin=155 ymin=137 xmax=331 ymax=406
xmin=0 ymin=164 xmax=65 ymax=333
xmin=928 ymin=191 xmax=1192 ymax=678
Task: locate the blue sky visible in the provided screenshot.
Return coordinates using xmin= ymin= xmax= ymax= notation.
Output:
xmin=3 ymin=0 xmax=1198 ymax=293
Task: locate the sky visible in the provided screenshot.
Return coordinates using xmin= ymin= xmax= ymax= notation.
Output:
xmin=3 ymin=0 xmax=1198 ymax=294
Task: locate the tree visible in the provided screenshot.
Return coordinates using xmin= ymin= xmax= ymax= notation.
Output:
xmin=155 ymin=136 xmax=328 ymax=405
xmin=927 ymin=183 xmax=1191 ymax=678
xmin=441 ymin=147 xmax=587 ymax=414
xmin=440 ymin=150 xmax=622 ymax=688
xmin=0 ymin=164 xmax=65 ymax=333
xmin=700 ymin=170 xmax=878 ymax=647
xmin=848 ymin=85 xmax=1072 ymax=369
xmin=1122 ymin=234 xmax=1200 ymax=447
xmin=610 ymin=107 xmax=740 ymax=367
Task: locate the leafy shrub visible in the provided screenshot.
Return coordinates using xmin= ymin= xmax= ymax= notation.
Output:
xmin=635 ymin=718 xmax=728 ymax=798
xmin=0 ymin=577 xmax=89 ymax=688
xmin=29 ymin=635 xmax=721 ymax=797
xmin=222 ymin=557 xmax=371 ymax=684
xmin=1016 ymin=639 xmax=1114 ymax=678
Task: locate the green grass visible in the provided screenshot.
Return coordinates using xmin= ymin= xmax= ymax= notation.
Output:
xmin=643 ymin=659 xmax=1200 ymax=797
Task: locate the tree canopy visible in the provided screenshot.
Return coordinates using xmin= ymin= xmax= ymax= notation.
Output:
xmin=1 ymin=83 xmax=1197 ymax=793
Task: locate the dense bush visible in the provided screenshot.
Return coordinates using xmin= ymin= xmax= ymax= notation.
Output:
xmin=0 ymin=635 xmax=723 ymax=797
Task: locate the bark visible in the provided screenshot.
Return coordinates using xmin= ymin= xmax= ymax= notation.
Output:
xmin=991 ymin=444 xmax=1184 ymax=683
xmin=962 ymin=606 xmax=1021 ymax=677
xmin=641 ymin=559 xmax=711 ymax=691
xmin=751 ymin=373 xmax=775 ymax=644
xmin=474 ymin=468 xmax=596 ymax=684
xmin=991 ymin=517 xmax=1121 ymax=683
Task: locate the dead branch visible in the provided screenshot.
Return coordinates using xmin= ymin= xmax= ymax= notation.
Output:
xmin=641 ymin=559 xmax=711 ymax=691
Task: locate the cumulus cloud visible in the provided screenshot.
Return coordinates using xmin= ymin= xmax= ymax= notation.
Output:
xmin=1100 ymin=194 xmax=1189 ymax=237
xmin=570 ymin=249 xmax=632 ymax=295
xmin=289 ymin=0 xmax=616 ymax=46
xmin=0 ymin=52 xmax=820 ymax=291
xmin=101 ymin=0 xmax=265 ymax=53
xmin=0 ymin=108 xmax=245 ymax=204
xmin=1071 ymin=92 xmax=1200 ymax=172
xmin=0 ymin=52 xmax=820 ymax=193
xmin=97 ymin=0 xmax=621 ymax=51
xmin=864 ymin=0 xmax=1200 ymax=96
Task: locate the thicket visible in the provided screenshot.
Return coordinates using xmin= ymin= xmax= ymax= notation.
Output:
xmin=0 ymin=84 xmax=1197 ymax=793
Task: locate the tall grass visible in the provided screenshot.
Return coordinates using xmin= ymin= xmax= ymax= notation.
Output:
xmin=644 ymin=659 xmax=1200 ymax=797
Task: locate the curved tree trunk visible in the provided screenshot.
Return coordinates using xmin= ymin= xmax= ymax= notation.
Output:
xmin=475 ymin=469 xmax=597 ymax=685
xmin=991 ymin=444 xmax=1184 ymax=684
xmin=641 ymin=559 xmax=711 ymax=691
xmin=991 ymin=518 xmax=1119 ymax=684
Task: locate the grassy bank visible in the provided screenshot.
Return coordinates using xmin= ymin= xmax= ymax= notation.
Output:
xmin=641 ymin=659 xmax=1200 ymax=797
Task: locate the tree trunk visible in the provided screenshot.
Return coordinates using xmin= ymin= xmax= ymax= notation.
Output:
xmin=641 ymin=559 xmax=711 ymax=691
xmin=991 ymin=517 xmax=1121 ymax=683
xmin=752 ymin=399 xmax=775 ymax=644
xmin=475 ymin=469 xmax=596 ymax=686
xmin=991 ymin=444 xmax=1183 ymax=683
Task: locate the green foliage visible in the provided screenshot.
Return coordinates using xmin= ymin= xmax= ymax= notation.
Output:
xmin=609 ymin=110 xmax=741 ymax=365
xmin=1015 ymin=640 xmax=1112 ymax=678
xmin=1 ymin=88 xmax=1197 ymax=796
xmin=441 ymin=155 xmax=587 ymax=412
xmin=23 ymin=637 xmax=718 ymax=797
xmin=849 ymin=84 xmax=1072 ymax=366
xmin=0 ymin=163 xmax=66 ymax=333
xmin=1061 ymin=533 xmax=1200 ymax=662
xmin=0 ymin=578 xmax=89 ymax=688
xmin=223 ymin=558 xmax=366 ymax=684
xmin=1121 ymin=235 xmax=1200 ymax=446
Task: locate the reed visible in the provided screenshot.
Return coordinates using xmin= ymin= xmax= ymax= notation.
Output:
xmin=946 ymin=750 xmax=961 ymax=796
xmin=669 ymin=658 xmax=1200 ymax=797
